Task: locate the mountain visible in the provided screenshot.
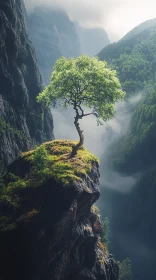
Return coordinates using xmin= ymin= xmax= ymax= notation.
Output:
xmin=75 ymin=23 xmax=110 ymax=57
xmin=0 ymin=0 xmax=54 ymax=167
xmin=0 ymin=140 xmax=119 ymax=280
xmin=27 ymin=8 xmax=81 ymax=84
xmin=98 ymin=27 xmax=156 ymax=97
xmin=98 ymin=25 xmax=156 ymax=279
xmin=121 ymin=18 xmax=156 ymax=41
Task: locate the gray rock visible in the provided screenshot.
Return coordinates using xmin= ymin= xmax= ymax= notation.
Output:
xmin=0 ymin=0 xmax=54 ymax=166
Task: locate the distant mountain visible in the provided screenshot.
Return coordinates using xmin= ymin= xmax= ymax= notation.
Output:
xmin=27 ymin=8 xmax=81 ymax=84
xmin=75 ymin=23 xmax=110 ymax=57
xmin=121 ymin=18 xmax=156 ymax=41
xmin=98 ymin=27 xmax=156 ymax=97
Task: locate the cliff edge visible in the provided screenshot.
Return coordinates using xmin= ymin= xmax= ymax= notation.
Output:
xmin=0 ymin=0 xmax=54 ymax=166
xmin=0 ymin=140 xmax=118 ymax=280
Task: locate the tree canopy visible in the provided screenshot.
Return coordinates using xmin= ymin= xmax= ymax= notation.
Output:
xmin=37 ymin=55 xmax=125 ymax=155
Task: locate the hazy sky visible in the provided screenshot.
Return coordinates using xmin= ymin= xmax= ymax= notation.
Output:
xmin=24 ymin=0 xmax=156 ymax=41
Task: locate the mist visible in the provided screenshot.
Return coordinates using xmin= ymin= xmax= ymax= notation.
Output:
xmin=24 ymin=0 xmax=156 ymax=41
xmin=52 ymin=93 xmax=142 ymax=194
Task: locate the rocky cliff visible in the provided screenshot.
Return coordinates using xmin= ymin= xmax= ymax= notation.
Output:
xmin=27 ymin=8 xmax=81 ymax=84
xmin=75 ymin=23 xmax=110 ymax=57
xmin=0 ymin=0 xmax=54 ymax=166
xmin=0 ymin=140 xmax=118 ymax=280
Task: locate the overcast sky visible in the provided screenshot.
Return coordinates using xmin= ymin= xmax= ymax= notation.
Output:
xmin=24 ymin=0 xmax=156 ymax=41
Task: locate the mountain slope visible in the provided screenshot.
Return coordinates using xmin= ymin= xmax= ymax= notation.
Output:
xmin=27 ymin=8 xmax=81 ymax=84
xmin=121 ymin=18 xmax=156 ymax=41
xmin=98 ymin=26 xmax=156 ymax=280
xmin=98 ymin=28 xmax=156 ymax=97
xmin=0 ymin=0 xmax=54 ymax=166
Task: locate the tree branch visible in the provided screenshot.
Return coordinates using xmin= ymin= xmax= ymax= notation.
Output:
xmin=82 ymin=112 xmax=94 ymax=117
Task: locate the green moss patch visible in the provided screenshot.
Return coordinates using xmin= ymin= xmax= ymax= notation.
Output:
xmin=22 ymin=140 xmax=99 ymax=186
xmin=0 ymin=140 xmax=99 ymax=232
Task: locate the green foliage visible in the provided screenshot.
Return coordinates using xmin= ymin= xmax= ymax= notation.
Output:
xmin=0 ymin=179 xmax=6 ymax=194
xmin=0 ymin=216 xmax=15 ymax=232
xmin=22 ymin=140 xmax=99 ymax=186
xmin=108 ymin=84 xmax=156 ymax=171
xmin=118 ymin=258 xmax=133 ymax=280
xmin=92 ymin=204 xmax=100 ymax=215
xmin=37 ymin=55 xmax=125 ymax=125
xmin=7 ymin=179 xmax=27 ymax=195
xmin=0 ymin=140 xmax=99 ymax=232
xmin=102 ymin=217 xmax=110 ymax=246
xmin=31 ymin=144 xmax=51 ymax=179
xmin=98 ymin=28 xmax=156 ymax=98
xmin=98 ymin=27 xmax=156 ymax=172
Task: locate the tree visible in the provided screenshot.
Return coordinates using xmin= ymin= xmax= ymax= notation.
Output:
xmin=102 ymin=217 xmax=110 ymax=247
xmin=118 ymin=258 xmax=133 ymax=280
xmin=37 ymin=55 xmax=125 ymax=156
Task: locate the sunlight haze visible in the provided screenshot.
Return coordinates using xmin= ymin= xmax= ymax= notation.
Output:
xmin=24 ymin=0 xmax=156 ymax=41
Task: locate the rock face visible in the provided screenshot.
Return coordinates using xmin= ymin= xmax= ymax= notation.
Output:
xmin=75 ymin=23 xmax=110 ymax=57
xmin=27 ymin=8 xmax=81 ymax=84
xmin=0 ymin=140 xmax=118 ymax=280
xmin=0 ymin=0 xmax=54 ymax=166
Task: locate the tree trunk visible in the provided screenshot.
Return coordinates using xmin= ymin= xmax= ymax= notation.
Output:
xmin=71 ymin=116 xmax=84 ymax=157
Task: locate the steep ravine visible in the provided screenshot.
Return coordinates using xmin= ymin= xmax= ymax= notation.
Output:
xmin=0 ymin=140 xmax=119 ymax=280
xmin=98 ymin=24 xmax=156 ymax=280
xmin=0 ymin=0 xmax=54 ymax=166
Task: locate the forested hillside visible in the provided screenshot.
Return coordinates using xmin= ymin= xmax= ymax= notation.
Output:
xmin=99 ymin=28 xmax=156 ymax=97
xmin=121 ymin=18 xmax=156 ymax=41
xmin=98 ymin=26 xmax=156 ymax=280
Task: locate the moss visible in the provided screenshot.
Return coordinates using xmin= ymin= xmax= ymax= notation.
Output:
xmin=2 ymin=223 xmax=17 ymax=232
xmin=17 ymin=209 xmax=39 ymax=223
xmin=92 ymin=204 xmax=101 ymax=216
xmin=98 ymin=240 xmax=109 ymax=254
xmin=22 ymin=140 xmax=99 ymax=187
xmin=0 ymin=140 xmax=99 ymax=233
xmin=97 ymin=239 xmax=109 ymax=265
xmin=7 ymin=180 xmax=27 ymax=195
xmin=0 ymin=216 xmax=16 ymax=232
xmin=19 ymin=140 xmax=99 ymax=188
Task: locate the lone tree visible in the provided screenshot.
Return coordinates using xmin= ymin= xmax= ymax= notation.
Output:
xmin=37 ymin=55 xmax=125 ymax=156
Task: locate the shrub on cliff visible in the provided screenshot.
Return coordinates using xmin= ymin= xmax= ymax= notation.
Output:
xmin=118 ymin=258 xmax=133 ymax=280
xmin=102 ymin=217 xmax=110 ymax=247
xmin=31 ymin=145 xmax=51 ymax=179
